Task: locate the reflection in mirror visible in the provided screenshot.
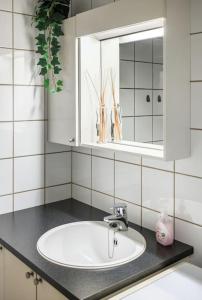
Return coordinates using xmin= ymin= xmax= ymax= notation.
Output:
xmin=118 ymin=33 xmax=163 ymax=146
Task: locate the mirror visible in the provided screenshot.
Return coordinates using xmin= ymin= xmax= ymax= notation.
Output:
xmin=115 ymin=32 xmax=164 ymax=146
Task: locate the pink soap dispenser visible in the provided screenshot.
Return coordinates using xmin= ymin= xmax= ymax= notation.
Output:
xmin=155 ymin=213 xmax=174 ymax=246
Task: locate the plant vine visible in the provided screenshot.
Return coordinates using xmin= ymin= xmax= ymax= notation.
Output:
xmin=33 ymin=0 xmax=70 ymax=93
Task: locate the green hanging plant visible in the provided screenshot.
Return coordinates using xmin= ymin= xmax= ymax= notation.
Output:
xmin=33 ymin=0 xmax=71 ymax=93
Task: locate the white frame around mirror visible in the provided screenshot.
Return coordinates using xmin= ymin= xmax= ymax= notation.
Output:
xmin=77 ymin=0 xmax=190 ymax=161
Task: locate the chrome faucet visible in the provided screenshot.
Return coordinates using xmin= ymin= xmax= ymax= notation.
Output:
xmin=104 ymin=204 xmax=128 ymax=231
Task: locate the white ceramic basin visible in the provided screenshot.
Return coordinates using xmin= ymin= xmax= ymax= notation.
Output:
xmin=37 ymin=221 xmax=146 ymax=269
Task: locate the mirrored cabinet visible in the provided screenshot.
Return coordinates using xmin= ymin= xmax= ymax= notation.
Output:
xmin=48 ymin=0 xmax=190 ymax=161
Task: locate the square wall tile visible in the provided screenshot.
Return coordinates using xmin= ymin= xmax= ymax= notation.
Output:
xmin=0 ymin=49 xmax=12 ymax=84
xmin=13 ymin=0 xmax=36 ymax=15
xmin=142 ymin=207 xmax=160 ymax=231
xmin=191 ymin=34 xmax=202 ymax=81
xmin=0 ymin=86 xmax=13 ymax=121
xmin=14 ymin=121 xmax=44 ymax=157
xmin=72 ymin=152 xmax=91 ymax=188
xmin=175 ymin=219 xmax=202 ymax=267
xmin=14 ymin=50 xmax=43 ymax=85
xmin=72 ymin=146 xmax=91 ymax=155
xmin=92 ymin=0 xmax=114 ymax=9
xmin=153 ymin=116 xmax=163 ymax=141
xmin=142 ymin=167 xmax=174 ymax=215
xmin=0 ymin=0 xmax=12 ymax=11
xmin=120 ymin=61 xmax=134 ymax=89
xmin=115 ymin=161 xmax=141 ymax=205
xmin=175 ymin=174 xmax=202 ymax=226
xmin=115 ymin=199 xmax=141 ymax=225
xmin=135 ymin=62 xmax=152 ymax=89
xmin=0 ymin=195 xmax=12 ymax=215
xmin=45 ymin=122 xmax=70 ymax=153
xmin=92 ymin=156 xmax=114 ymax=196
xmin=0 ymin=11 xmax=12 ymax=48
xmin=153 ymin=38 xmax=163 ymax=64
xmin=46 ymin=184 xmax=70 ymax=204
xmin=46 ymin=152 xmax=71 ymax=187
xmin=191 ymin=83 xmax=202 ymax=129
xmin=135 ymin=90 xmax=152 ymax=116
xmin=92 ymin=149 xmax=114 ymax=159
xmin=0 ymin=123 xmax=13 ymax=159
xmin=153 ymin=64 xmax=163 ymax=89
xmin=72 ymin=184 xmax=91 ymax=205
xmin=153 ymin=90 xmax=163 ymax=116
xmin=71 ymin=0 xmax=91 ymax=16
xmin=135 ymin=39 xmax=152 ymax=62
xmin=14 ymin=189 xmax=44 ymax=211
xmin=120 ymin=43 xmax=134 ymax=61
xmin=176 ymin=130 xmax=202 ymax=178
xmin=142 ymin=157 xmax=174 ymax=172
xmin=14 ymin=156 xmax=44 ymax=193
xmin=122 ymin=117 xmax=134 ymax=141
xmin=14 ymin=86 xmax=44 ymax=121
xmin=120 ymin=89 xmax=134 ymax=117
xmin=191 ymin=0 xmax=202 ymax=33
xmin=115 ymin=152 xmax=141 ymax=165
xmin=14 ymin=14 xmax=35 ymax=50
xmin=92 ymin=191 xmax=114 ymax=213
xmin=135 ymin=116 xmax=152 ymax=143
xmin=0 ymin=159 xmax=12 ymax=196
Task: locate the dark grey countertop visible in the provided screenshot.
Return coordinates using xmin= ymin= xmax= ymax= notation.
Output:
xmin=0 ymin=199 xmax=193 ymax=300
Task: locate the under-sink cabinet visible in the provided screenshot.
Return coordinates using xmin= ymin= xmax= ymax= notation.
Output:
xmin=0 ymin=245 xmax=67 ymax=300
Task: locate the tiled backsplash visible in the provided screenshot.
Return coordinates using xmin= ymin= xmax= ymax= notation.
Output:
xmin=71 ymin=0 xmax=202 ymax=268
xmin=0 ymin=0 xmax=202 ymax=269
xmin=0 ymin=0 xmax=71 ymax=213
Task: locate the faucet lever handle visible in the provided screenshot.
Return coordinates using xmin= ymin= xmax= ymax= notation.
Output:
xmin=113 ymin=203 xmax=127 ymax=217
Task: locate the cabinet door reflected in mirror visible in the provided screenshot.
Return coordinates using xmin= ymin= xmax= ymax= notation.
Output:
xmin=118 ymin=36 xmax=163 ymax=146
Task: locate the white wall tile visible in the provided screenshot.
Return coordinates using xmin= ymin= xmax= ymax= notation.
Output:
xmin=14 ymin=14 xmax=35 ymax=50
xmin=191 ymin=0 xmax=202 ymax=34
xmin=175 ymin=219 xmax=202 ymax=267
xmin=0 ymin=159 xmax=12 ymax=196
xmin=120 ymin=61 xmax=134 ymax=88
xmin=0 ymin=11 xmax=12 ymax=48
xmin=0 ymin=123 xmax=13 ymax=159
xmin=135 ymin=116 xmax=152 ymax=143
xmin=45 ymin=152 xmax=71 ymax=187
xmin=153 ymin=38 xmax=163 ymax=63
xmin=14 ymin=156 xmax=44 ymax=192
xmin=115 ymin=161 xmax=141 ymax=205
xmin=92 ymin=190 xmax=114 ymax=213
xmin=135 ymin=40 xmax=152 ymax=62
xmin=153 ymin=64 xmax=163 ymax=89
xmin=115 ymin=152 xmax=141 ymax=165
xmin=120 ymin=43 xmax=134 ymax=61
xmin=72 ymin=152 xmax=91 ymax=188
xmin=122 ymin=117 xmax=134 ymax=141
xmin=175 ymin=174 xmax=202 ymax=226
xmin=153 ymin=116 xmax=163 ymax=141
xmin=142 ymin=167 xmax=174 ymax=215
xmin=14 ymin=121 xmax=44 ymax=156
xmin=14 ymin=86 xmax=44 ymax=121
xmin=14 ymin=189 xmax=44 ymax=211
xmin=46 ymin=184 xmax=70 ymax=204
xmin=0 ymin=195 xmax=12 ymax=215
xmin=135 ymin=90 xmax=152 ymax=116
xmin=153 ymin=90 xmax=163 ymax=116
xmin=14 ymin=50 xmax=42 ymax=85
xmin=120 ymin=89 xmax=134 ymax=117
xmin=72 ymin=146 xmax=91 ymax=155
xmin=191 ymin=83 xmax=202 ymax=129
xmin=176 ymin=130 xmax=202 ymax=177
xmin=92 ymin=149 xmax=114 ymax=159
xmin=115 ymin=198 xmax=141 ymax=225
xmin=0 ymin=86 xmax=12 ymax=121
xmin=142 ymin=157 xmax=174 ymax=172
xmin=72 ymin=184 xmax=91 ymax=205
xmin=191 ymin=34 xmax=202 ymax=81
xmin=71 ymin=0 xmax=91 ymax=16
xmin=13 ymin=0 xmax=36 ymax=15
xmin=92 ymin=156 xmax=114 ymax=196
xmin=135 ymin=62 xmax=152 ymax=89
xmin=142 ymin=207 xmax=160 ymax=231
xmin=45 ymin=121 xmax=70 ymax=154
xmin=0 ymin=0 xmax=12 ymax=11
xmin=0 ymin=49 xmax=12 ymax=84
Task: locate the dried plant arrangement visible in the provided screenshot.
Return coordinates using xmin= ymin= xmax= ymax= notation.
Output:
xmin=110 ymin=70 xmax=122 ymax=142
xmin=86 ymin=72 xmax=108 ymax=144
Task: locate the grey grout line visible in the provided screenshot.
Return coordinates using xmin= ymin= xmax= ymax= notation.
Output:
xmin=43 ymin=87 xmax=46 ymax=205
xmin=0 ymin=46 xmax=35 ymax=52
xmin=70 ymin=150 xmax=73 ymax=199
xmin=90 ymin=149 xmax=93 ymax=206
xmin=11 ymin=0 xmax=14 ymax=212
xmin=173 ymin=160 xmax=176 ymax=238
xmin=0 ymin=83 xmax=44 ymax=87
xmin=113 ymin=152 xmax=115 ymax=205
xmin=0 ymin=119 xmax=48 ymax=123
xmin=0 ymin=9 xmax=34 ymax=17
xmin=0 ymin=150 xmax=71 ymax=161
xmin=140 ymin=156 xmax=143 ymax=227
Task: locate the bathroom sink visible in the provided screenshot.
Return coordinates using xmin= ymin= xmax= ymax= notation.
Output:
xmin=37 ymin=221 xmax=146 ymax=269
